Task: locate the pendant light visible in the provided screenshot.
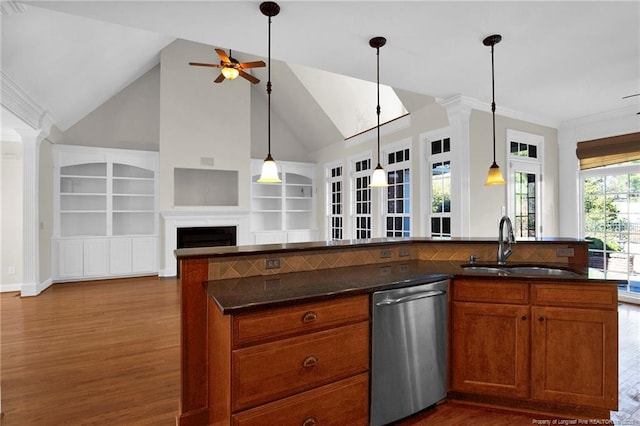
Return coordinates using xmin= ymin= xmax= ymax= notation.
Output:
xmin=483 ymin=34 xmax=506 ymax=186
xmin=257 ymin=1 xmax=282 ymax=183
xmin=369 ymin=36 xmax=389 ymax=187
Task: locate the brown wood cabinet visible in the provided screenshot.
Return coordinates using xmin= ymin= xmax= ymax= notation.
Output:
xmin=452 ymin=279 xmax=530 ymax=398
xmin=531 ymin=283 xmax=618 ymax=410
xmin=451 ymin=278 xmax=618 ymax=416
xmin=207 ymin=294 xmax=370 ymax=425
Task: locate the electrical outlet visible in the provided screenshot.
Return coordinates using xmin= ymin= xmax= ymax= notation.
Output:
xmin=399 ymin=247 xmax=410 ymax=257
xmin=265 ymin=258 xmax=281 ymax=269
xmin=380 ymin=249 xmax=392 ymax=258
xmin=556 ymin=248 xmax=575 ymax=257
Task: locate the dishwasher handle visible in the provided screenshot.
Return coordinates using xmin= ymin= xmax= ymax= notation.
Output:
xmin=375 ymin=289 xmax=446 ymax=306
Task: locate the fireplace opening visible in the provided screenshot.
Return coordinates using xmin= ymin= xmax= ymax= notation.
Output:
xmin=176 ymin=226 xmax=237 ymax=275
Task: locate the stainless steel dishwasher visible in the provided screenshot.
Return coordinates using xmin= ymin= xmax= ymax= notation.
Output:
xmin=370 ymin=279 xmax=448 ymax=426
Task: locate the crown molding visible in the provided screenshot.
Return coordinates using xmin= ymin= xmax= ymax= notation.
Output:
xmin=1 ymin=71 xmax=55 ymax=135
xmin=437 ymin=94 xmax=559 ymax=129
xmin=1 ymin=0 xmax=25 ymax=15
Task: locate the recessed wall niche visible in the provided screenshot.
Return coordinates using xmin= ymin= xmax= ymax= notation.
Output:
xmin=174 ymin=168 xmax=239 ymax=206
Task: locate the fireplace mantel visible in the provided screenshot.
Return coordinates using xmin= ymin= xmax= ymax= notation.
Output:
xmin=160 ymin=211 xmax=251 ymax=277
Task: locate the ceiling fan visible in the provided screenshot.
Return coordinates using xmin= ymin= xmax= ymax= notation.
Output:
xmin=189 ymin=48 xmax=265 ymax=84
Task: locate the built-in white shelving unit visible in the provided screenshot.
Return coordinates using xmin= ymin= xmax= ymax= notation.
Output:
xmin=53 ymin=145 xmax=158 ymax=281
xmin=250 ymin=159 xmax=318 ymax=244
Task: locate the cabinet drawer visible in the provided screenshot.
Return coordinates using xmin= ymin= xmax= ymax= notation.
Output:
xmin=233 ymin=295 xmax=369 ymax=347
xmin=532 ymin=283 xmax=617 ymax=310
xmin=232 ymin=321 xmax=369 ymax=412
xmin=232 ymin=373 xmax=369 ymax=426
xmin=453 ymin=279 xmax=529 ymax=304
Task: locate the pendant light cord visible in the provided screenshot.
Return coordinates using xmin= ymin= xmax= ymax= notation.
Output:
xmin=267 ymin=14 xmax=272 ymax=157
xmin=491 ymin=42 xmax=496 ymax=165
xmin=376 ymin=45 xmax=381 ymax=166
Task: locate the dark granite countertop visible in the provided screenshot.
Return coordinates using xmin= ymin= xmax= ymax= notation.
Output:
xmin=177 ymin=236 xmax=589 ymax=259
xmin=205 ymin=259 xmax=622 ymax=314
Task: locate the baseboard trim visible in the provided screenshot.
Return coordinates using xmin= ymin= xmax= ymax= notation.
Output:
xmin=20 ymin=278 xmax=53 ymax=297
xmin=0 ymin=282 xmax=22 ymax=293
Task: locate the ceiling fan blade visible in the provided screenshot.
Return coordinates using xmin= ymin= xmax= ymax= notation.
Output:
xmin=189 ymin=62 xmax=222 ymax=68
xmin=214 ymin=73 xmax=226 ymax=83
xmin=215 ymin=48 xmax=231 ymax=64
xmin=240 ymin=60 xmax=266 ymax=69
xmin=239 ymin=70 xmax=260 ymax=84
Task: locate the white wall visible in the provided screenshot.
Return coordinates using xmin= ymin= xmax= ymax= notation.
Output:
xmin=158 ymin=39 xmax=253 ymax=271
xmin=311 ymin=99 xmax=559 ymax=240
xmin=1 ymin=141 xmax=23 ymax=291
xmin=470 ymin=111 xmax=559 ymax=238
xmin=64 ymin=65 xmax=161 ymax=152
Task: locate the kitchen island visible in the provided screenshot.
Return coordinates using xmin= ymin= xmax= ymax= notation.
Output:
xmin=175 ymin=238 xmax=621 ymax=425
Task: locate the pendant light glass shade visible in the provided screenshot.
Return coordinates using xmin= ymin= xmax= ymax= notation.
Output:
xmin=485 ymin=162 xmax=506 ymax=185
xmin=370 ymin=164 xmax=388 ymax=187
xmin=369 ymin=36 xmax=388 ymax=188
xmin=257 ymin=154 xmax=280 ymax=183
xmin=221 ymin=67 xmax=239 ymax=80
xmin=483 ymin=34 xmax=506 ymax=187
xmin=258 ymin=2 xmax=281 ymax=184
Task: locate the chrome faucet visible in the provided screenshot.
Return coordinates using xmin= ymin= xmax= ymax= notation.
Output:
xmin=497 ymin=215 xmax=516 ymax=264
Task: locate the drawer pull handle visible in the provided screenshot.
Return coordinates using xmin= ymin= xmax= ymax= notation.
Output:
xmin=302 ymin=417 xmax=317 ymax=426
xmin=521 ymin=315 xmax=527 ymax=320
xmin=302 ymin=355 xmax=318 ymax=368
xmin=302 ymin=311 xmax=317 ymax=323
xmin=538 ymin=316 xmax=545 ymax=322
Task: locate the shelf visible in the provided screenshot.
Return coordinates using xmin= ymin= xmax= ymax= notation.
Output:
xmin=251 ymin=160 xmax=316 ymax=237
xmin=61 ymin=210 xmax=107 ymax=214
xmin=60 ymin=163 xmax=107 ymax=176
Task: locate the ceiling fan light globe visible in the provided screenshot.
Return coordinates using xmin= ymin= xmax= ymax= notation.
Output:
xmin=257 ymin=156 xmax=281 ymax=183
xmin=370 ymin=164 xmax=388 ymax=187
xmin=485 ymin=162 xmax=506 ymax=186
xmin=221 ymin=67 xmax=239 ymax=80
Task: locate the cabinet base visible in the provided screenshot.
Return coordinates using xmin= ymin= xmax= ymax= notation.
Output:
xmin=448 ymin=392 xmax=611 ymax=420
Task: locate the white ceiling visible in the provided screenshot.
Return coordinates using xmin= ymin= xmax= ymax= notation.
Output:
xmin=2 ymin=1 xmax=639 ymax=139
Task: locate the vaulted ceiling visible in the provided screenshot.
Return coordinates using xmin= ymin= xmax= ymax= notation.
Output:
xmin=2 ymin=1 xmax=639 ymax=145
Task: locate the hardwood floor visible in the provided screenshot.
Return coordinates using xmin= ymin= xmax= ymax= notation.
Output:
xmin=1 ymin=277 xmax=180 ymax=425
xmin=1 ymin=277 xmax=638 ymax=425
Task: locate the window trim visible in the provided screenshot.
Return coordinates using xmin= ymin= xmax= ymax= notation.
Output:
xmin=348 ymin=152 xmax=373 ymax=240
xmin=381 ymin=138 xmax=413 ymax=238
xmin=506 ymin=129 xmax=544 ymax=239
xmin=324 ymin=160 xmax=344 ymax=240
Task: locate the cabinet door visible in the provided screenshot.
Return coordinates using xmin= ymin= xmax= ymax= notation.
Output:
xmin=57 ymin=240 xmax=84 ymax=278
xmin=83 ymin=239 xmax=108 ymax=277
xmin=531 ymin=306 xmax=618 ymax=409
xmin=452 ymin=302 xmax=530 ymax=398
xmin=110 ymin=238 xmax=132 ymax=274
xmin=131 ymin=237 xmax=156 ymax=273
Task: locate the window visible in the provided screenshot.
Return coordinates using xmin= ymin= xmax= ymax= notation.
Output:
xmin=581 ymin=163 xmax=640 ymax=295
xmin=327 ymin=164 xmax=343 ymax=240
xmin=507 ymin=130 xmax=543 ymax=239
xmin=385 ymin=147 xmax=410 ymax=237
xmin=352 ymin=158 xmax=372 ymax=239
xmin=429 ymin=138 xmax=451 ymax=238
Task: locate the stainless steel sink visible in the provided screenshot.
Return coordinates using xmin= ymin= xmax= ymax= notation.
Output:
xmin=505 ymin=266 xmax=580 ymax=277
xmin=460 ymin=266 xmax=508 ymax=274
xmin=461 ymin=265 xmax=581 ymax=277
